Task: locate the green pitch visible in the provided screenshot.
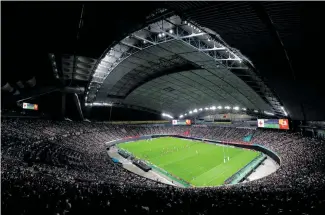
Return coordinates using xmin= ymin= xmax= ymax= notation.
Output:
xmin=118 ymin=137 xmax=260 ymax=187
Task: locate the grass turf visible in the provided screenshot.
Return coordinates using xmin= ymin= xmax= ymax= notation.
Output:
xmin=118 ymin=137 xmax=260 ymax=187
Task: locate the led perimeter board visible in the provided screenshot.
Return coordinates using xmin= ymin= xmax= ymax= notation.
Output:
xmin=257 ymin=119 xmax=289 ymax=130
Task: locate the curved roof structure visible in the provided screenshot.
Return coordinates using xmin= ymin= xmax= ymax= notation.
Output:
xmin=85 ymin=15 xmax=284 ymax=118
xmin=3 ymin=2 xmax=325 ymax=120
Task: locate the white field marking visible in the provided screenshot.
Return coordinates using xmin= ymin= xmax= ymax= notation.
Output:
xmin=153 ymin=143 xmax=203 ymax=161
xmin=147 ymin=142 xmax=199 ymax=161
xmin=189 ymin=149 xmax=243 ymax=182
xmin=163 ymin=145 xmax=239 ymax=183
xmin=191 ymin=161 xmax=227 ymax=182
xmin=181 ymin=163 xmax=206 ymax=175
xmin=204 ymin=166 xmax=229 ymax=186
xmin=203 ymin=151 xmax=258 ymax=186
xmin=176 ymin=163 xmax=206 ymax=178
xmin=158 ymin=146 xmax=213 ymax=167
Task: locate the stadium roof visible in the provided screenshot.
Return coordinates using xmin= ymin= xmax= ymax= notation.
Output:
xmin=2 ymin=2 xmax=325 ymax=120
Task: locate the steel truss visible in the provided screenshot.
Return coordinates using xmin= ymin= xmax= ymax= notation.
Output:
xmin=85 ymin=15 xmax=285 ymax=117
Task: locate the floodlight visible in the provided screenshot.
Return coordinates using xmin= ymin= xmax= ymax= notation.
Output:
xmin=143 ymin=40 xmax=146 ymax=44
xmin=254 ymin=110 xmax=258 ymax=113
xmin=193 ymin=109 xmax=198 ymax=113
xmin=242 ymin=108 xmax=247 ymax=111
xmin=217 ymin=106 xmax=222 ymax=109
xmin=189 ymin=111 xmax=193 ymax=114
xmin=208 ymin=38 xmax=211 ymax=41
xmin=233 ymin=106 xmax=239 ymax=110
xmin=199 ymin=108 xmax=203 ymax=111
xmin=264 ymin=111 xmax=275 ymax=116
xmin=158 ymin=33 xmax=162 ymax=38
xmin=225 ymin=106 xmax=231 ymax=110
xmin=185 ymin=113 xmax=187 ymax=116
xmin=180 ymin=115 xmax=184 ymax=118
xmin=184 ymin=21 xmax=187 ymax=24
xmin=281 ymin=106 xmax=288 ymax=116
xmin=169 ymin=29 xmax=173 ymax=34
xmin=162 ymin=33 xmax=165 ymax=37
xmin=210 ymin=106 xmax=216 ymax=110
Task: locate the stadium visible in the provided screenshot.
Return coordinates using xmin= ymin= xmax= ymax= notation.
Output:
xmin=1 ymin=1 xmax=325 ymax=215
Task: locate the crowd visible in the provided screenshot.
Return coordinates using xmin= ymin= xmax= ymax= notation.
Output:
xmin=2 ymin=118 xmax=325 ymax=214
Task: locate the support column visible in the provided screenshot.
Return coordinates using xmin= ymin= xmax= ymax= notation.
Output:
xmin=61 ymin=93 xmax=66 ymax=118
xmin=73 ymin=93 xmax=84 ymax=120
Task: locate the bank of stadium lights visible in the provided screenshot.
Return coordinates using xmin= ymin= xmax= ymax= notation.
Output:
xmin=217 ymin=106 xmax=223 ymax=109
xmin=162 ymin=113 xmax=173 ymax=119
xmin=205 ymin=107 xmax=209 ymax=110
xmin=254 ymin=110 xmax=259 ymax=113
xmin=85 ymin=102 xmax=112 ymax=107
xmin=281 ymin=106 xmax=288 ymax=116
xmin=179 ymin=115 xmax=184 ymax=118
xmin=193 ymin=109 xmax=198 ymax=113
xmin=225 ymin=106 xmax=231 ymax=110
xmin=210 ymin=106 xmax=216 ymax=110
xmin=242 ymin=108 xmax=247 ymax=111
xmin=264 ymin=111 xmax=275 ymax=116
xmin=233 ymin=106 xmax=240 ymax=111
xmin=169 ymin=29 xmax=173 ymax=34
xmin=199 ymin=108 xmax=203 ymax=111
xmin=184 ymin=113 xmax=187 ymax=116
xmin=189 ymin=111 xmax=193 ymax=114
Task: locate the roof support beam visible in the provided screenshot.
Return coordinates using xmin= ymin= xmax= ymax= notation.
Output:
xmin=199 ymin=47 xmax=226 ymax=51
xmin=120 ymin=42 xmax=142 ymax=50
xmin=180 ymin=32 xmax=207 ymax=39
xmin=132 ymin=34 xmax=156 ymax=45
xmin=214 ymin=59 xmax=241 ymax=61
xmin=228 ymin=67 xmax=249 ymax=70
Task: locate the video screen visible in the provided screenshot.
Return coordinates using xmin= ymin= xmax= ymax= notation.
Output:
xmin=23 ymin=102 xmax=38 ymax=111
xmin=257 ymin=119 xmax=289 ymax=130
xmin=172 ymin=119 xmax=191 ymax=125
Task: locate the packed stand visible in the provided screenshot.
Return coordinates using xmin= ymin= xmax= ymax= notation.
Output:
xmin=2 ymin=118 xmax=325 ymax=215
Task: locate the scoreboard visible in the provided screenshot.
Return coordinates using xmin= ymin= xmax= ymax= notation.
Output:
xmin=172 ymin=119 xmax=191 ymax=125
xmin=23 ymin=102 xmax=38 ymax=111
xmin=257 ymin=119 xmax=289 ymax=130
